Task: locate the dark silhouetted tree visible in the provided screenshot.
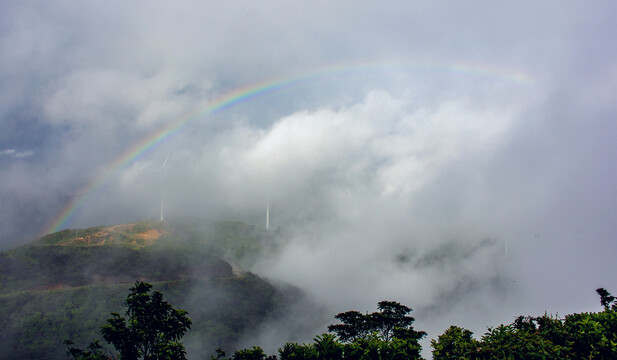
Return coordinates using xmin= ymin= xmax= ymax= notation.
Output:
xmin=371 ymin=301 xmax=424 ymax=342
xmin=67 ymin=281 xmax=191 ymax=360
xmin=431 ymin=326 xmax=479 ymax=360
xmin=327 ymin=310 xmax=370 ymax=342
xmin=596 ymin=287 xmax=616 ymax=310
xmin=65 ymin=339 xmax=110 ymax=360
xmin=100 ymin=281 xmax=192 ymax=360
xmin=328 ymin=300 xmax=425 ymax=350
xmin=431 ymin=288 xmax=617 ymax=360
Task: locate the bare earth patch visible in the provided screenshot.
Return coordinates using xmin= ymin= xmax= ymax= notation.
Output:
xmin=55 ymin=223 xmax=168 ymax=247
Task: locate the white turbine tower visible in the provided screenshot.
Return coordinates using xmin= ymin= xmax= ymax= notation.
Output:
xmin=159 ymin=152 xmax=170 ymax=221
xmin=149 ymin=151 xmax=170 ymax=222
xmin=266 ymin=203 xmax=270 ymax=230
xmin=505 ymin=238 xmax=509 ymax=260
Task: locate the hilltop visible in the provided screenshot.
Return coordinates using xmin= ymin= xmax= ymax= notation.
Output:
xmin=35 ymin=217 xmax=275 ymax=255
xmin=0 ymin=218 xmax=301 ymax=360
xmin=37 ymin=221 xmax=170 ymax=248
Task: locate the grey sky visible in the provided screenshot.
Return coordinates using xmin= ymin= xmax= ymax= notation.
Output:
xmin=1 ymin=0 xmax=616 ymax=354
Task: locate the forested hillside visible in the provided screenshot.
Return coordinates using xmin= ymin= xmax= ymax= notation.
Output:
xmin=0 ymin=219 xmax=299 ymax=360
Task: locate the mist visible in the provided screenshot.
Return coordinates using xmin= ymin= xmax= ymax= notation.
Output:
xmin=1 ymin=0 xmax=616 ymax=357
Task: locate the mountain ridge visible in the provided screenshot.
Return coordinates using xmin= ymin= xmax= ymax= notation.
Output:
xmin=0 ymin=217 xmax=301 ymax=360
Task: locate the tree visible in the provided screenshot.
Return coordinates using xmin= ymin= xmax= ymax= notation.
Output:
xmin=596 ymin=288 xmax=617 ymax=311
xmin=68 ymin=281 xmax=192 ymax=360
xmin=313 ymin=334 xmax=342 ymax=360
xmin=431 ymin=326 xmax=479 ymax=360
xmin=327 ymin=311 xmax=370 ymax=343
xmin=277 ymin=342 xmax=318 ymax=360
xmin=430 ymin=288 xmax=617 ymax=360
xmin=100 ymin=281 xmax=192 ymax=360
xmin=326 ymin=300 xmax=425 ymax=359
xmin=371 ymin=301 xmax=424 ymax=342
xmin=65 ymin=340 xmax=111 ymax=360
xmin=230 ymin=346 xmax=274 ymax=360
xmin=328 ymin=301 xmax=425 ymax=345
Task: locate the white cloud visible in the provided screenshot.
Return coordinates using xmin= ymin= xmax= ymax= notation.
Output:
xmin=13 ymin=150 xmax=34 ymax=158
xmin=213 ymin=90 xmax=515 ymax=208
xmin=0 ymin=148 xmax=34 ymax=158
xmin=43 ymin=69 xmax=213 ymax=130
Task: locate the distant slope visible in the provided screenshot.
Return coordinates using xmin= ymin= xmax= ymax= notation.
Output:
xmin=36 ymin=221 xmax=171 ymax=248
xmin=0 ymin=218 xmax=298 ymax=360
xmin=35 ymin=217 xmax=280 ymax=267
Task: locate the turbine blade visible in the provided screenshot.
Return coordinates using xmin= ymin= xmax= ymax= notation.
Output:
xmin=161 ymin=151 xmax=171 ymax=169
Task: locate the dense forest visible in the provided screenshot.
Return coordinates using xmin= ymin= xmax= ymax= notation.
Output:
xmin=205 ymin=288 xmax=617 ymax=360
xmin=68 ymin=283 xmax=617 ymax=360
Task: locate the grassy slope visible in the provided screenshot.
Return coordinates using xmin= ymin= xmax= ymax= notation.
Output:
xmin=0 ymin=218 xmax=294 ymax=360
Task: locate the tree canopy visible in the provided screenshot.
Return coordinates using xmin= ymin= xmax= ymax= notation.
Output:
xmin=65 ymin=284 xmax=617 ymax=360
xmin=431 ymin=288 xmax=617 ymax=360
xmin=327 ymin=300 xmax=426 ymax=344
xmin=67 ymin=281 xmax=192 ymax=360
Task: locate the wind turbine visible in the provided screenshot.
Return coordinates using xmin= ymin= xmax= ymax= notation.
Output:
xmin=149 ymin=151 xmax=170 ymax=222
xmin=266 ymin=203 xmax=270 ymax=230
xmin=505 ymin=238 xmax=508 ymax=260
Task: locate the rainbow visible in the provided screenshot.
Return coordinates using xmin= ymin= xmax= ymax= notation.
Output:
xmin=41 ymin=59 xmax=535 ymax=235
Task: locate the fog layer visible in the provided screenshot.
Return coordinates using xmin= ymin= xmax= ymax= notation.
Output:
xmin=1 ymin=0 xmax=616 ymax=353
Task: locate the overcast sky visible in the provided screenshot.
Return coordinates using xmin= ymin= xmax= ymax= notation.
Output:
xmin=1 ymin=0 xmax=616 ymax=353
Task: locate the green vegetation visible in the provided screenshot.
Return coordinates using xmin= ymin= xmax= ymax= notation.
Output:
xmin=1 ymin=275 xmax=290 ymax=359
xmin=259 ymin=301 xmax=426 ymax=360
xmin=34 ymin=218 xmax=277 ymax=264
xmin=216 ymin=289 xmax=617 ymax=360
xmin=66 ymin=281 xmax=192 ymax=360
xmin=431 ymin=288 xmax=617 ymax=360
xmin=217 ymin=333 xmax=424 ymax=360
xmin=0 ymin=245 xmax=232 ymax=292
xmin=327 ymin=301 xmax=425 ymax=345
xmin=0 ymin=219 xmax=295 ymax=360
xmin=56 ymin=285 xmax=617 ymax=360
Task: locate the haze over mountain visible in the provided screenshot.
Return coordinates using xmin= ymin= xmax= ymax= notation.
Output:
xmin=0 ymin=219 xmax=323 ymax=359
xmin=1 ymin=1 xmax=616 ymax=358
